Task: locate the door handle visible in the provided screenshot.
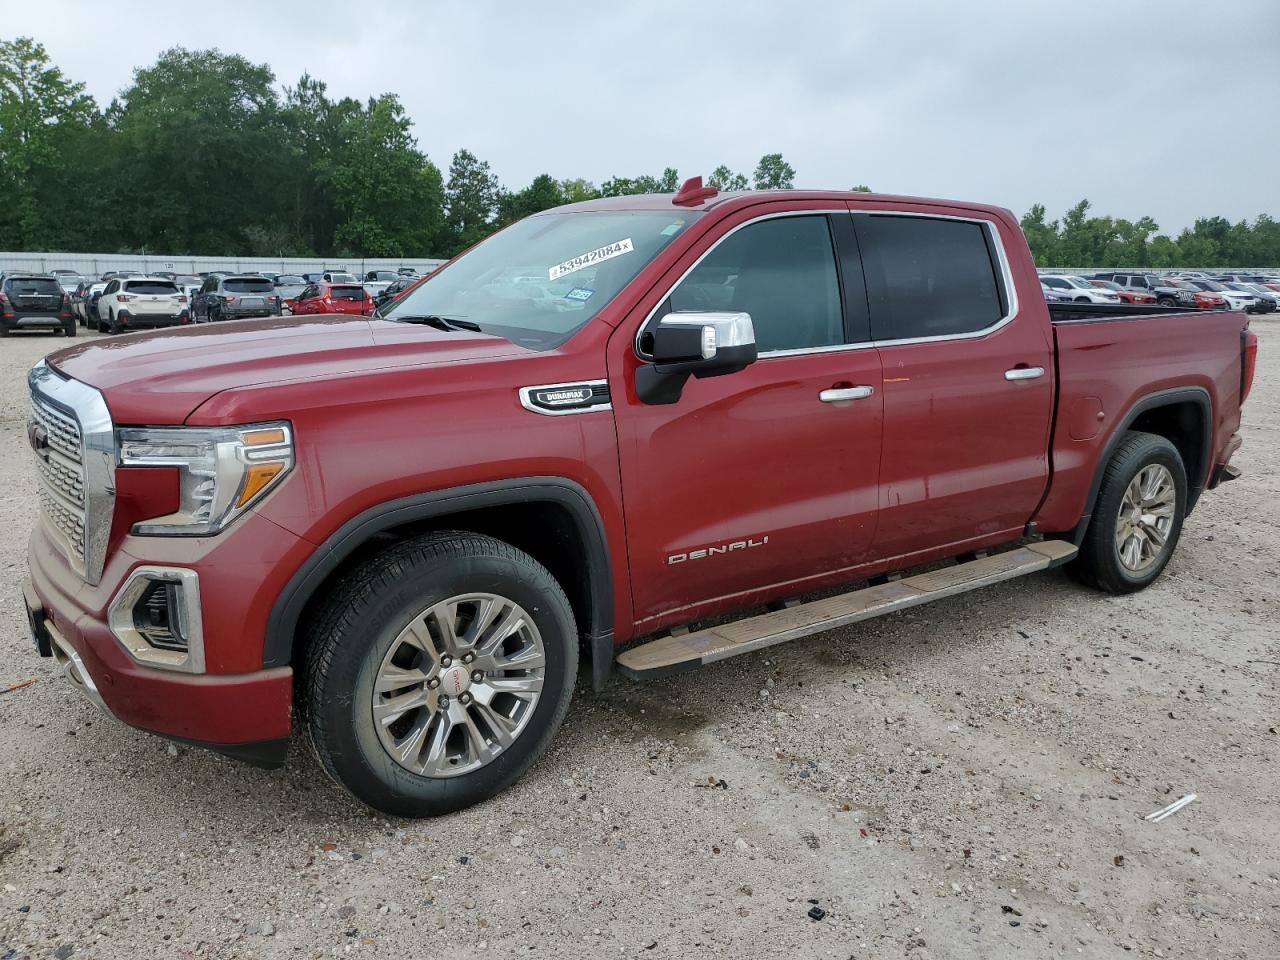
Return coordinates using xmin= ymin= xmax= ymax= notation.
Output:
xmin=819 ymin=385 xmax=875 ymax=403
xmin=1004 ymin=366 xmax=1045 ymax=381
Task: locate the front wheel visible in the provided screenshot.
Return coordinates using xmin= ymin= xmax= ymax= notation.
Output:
xmin=1157 ymin=296 xmax=1177 ymax=308
xmin=1068 ymin=431 xmax=1186 ymax=593
xmin=304 ymin=532 xmax=578 ymax=817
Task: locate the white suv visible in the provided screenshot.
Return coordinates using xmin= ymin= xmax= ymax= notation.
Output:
xmin=96 ymin=276 xmax=191 ymax=335
xmin=1038 ymin=274 xmax=1122 ymax=304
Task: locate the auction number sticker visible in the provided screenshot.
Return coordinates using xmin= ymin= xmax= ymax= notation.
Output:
xmin=549 ymin=238 xmax=634 ymax=280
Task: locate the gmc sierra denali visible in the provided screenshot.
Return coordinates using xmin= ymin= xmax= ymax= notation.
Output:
xmin=23 ymin=179 xmax=1256 ymax=816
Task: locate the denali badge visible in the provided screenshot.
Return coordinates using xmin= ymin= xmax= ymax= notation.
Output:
xmin=667 ymin=535 xmax=769 ymax=564
xmin=519 ymin=380 xmax=611 ymax=416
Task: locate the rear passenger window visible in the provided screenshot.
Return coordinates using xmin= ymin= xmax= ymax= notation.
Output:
xmin=667 ymin=215 xmax=843 ymax=353
xmin=858 ymin=215 xmax=1005 ymax=341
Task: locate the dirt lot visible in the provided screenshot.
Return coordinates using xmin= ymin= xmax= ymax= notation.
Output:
xmin=0 ymin=322 xmax=1276 ymax=960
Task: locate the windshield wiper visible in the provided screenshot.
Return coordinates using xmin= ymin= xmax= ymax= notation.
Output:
xmin=390 ymin=314 xmax=482 ymax=332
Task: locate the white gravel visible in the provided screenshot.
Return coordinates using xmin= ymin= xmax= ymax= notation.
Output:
xmin=1 ymin=322 xmax=1277 ymax=959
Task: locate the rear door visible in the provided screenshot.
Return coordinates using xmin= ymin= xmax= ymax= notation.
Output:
xmin=851 ymin=207 xmax=1054 ymax=560
xmin=609 ymin=204 xmax=884 ymax=628
xmin=7 ymin=277 xmax=63 ymax=319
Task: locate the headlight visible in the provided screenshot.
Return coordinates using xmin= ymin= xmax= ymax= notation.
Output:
xmin=117 ymin=422 xmax=294 ymax=535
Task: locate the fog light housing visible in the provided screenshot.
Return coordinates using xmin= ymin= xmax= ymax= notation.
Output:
xmin=108 ymin=567 xmax=205 ymax=673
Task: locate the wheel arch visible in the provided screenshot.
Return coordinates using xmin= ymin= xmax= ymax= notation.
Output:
xmin=265 ymin=477 xmax=616 ymax=689
xmin=1068 ymin=386 xmax=1211 ymax=544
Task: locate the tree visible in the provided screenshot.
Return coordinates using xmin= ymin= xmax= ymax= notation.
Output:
xmin=752 ymin=152 xmax=795 ymax=189
xmin=850 ymin=184 xmax=872 ymax=193
xmin=108 ymin=47 xmax=285 ymax=254
xmin=600 ymin=168 xmax=680 ymax=196
xmin=559 ymin=178 xmax=599 ymax=203
xmin=707 ymin=165 xmax=749 ymax=191
xmin=498 ymin=173 xmax=565 ymax=225
xmin=1020 ymin=204 xmax=1060 ymax=266
xmin=0 ymin=37 xmax=103 ymax=249
xmin=444 ymin=149 xmax=501 ymax=255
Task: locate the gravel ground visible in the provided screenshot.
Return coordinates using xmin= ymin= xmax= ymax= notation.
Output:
xmin=0 ymin=322 xmax=1276 ymax=960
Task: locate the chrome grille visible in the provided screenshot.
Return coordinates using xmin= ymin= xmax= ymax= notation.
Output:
xmin=28 ymin=361 xmax=115 ymax=585
xmin=30 ymin=395 xmax=87 ymax=570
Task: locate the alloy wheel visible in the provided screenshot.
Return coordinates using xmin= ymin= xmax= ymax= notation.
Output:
xmin=1114 ymin=464 xmax=1177 ymax=573
xmin=371 ymin=593 xmax=545 ymax=778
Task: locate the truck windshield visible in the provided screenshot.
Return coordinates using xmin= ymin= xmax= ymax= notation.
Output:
xmin=384 ymin=210 xmax=699 ymax=348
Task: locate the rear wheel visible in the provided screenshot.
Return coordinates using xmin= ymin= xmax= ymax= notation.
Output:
xmin=1157 ymin=296 xmax=1177 ymax=307
xmin=304 ymin=532 xmax=578 ymax=817
xmin=1068 ymin=431 xmax=1186 ymax=593
xmin=1074 ymin=296 xmax=1090 ymax=303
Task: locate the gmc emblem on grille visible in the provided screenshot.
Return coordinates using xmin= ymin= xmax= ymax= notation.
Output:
xmin=27 ymin=421 xmax=50 ymax=462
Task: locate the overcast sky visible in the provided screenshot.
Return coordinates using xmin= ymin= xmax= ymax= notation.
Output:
xmin=23 ymin=0 xmax=1280 ymax=232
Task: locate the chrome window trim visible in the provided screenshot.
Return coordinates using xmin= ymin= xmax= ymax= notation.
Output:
xmin=29 ymin=360 xmax=116 ymax=586
xmin=518 ymin=379 xmax=611 ymax=416
xmin=632 ymin=206 xmax=1019 ymax=362
xmin=107 ymin=566 xmax=206 ymax=674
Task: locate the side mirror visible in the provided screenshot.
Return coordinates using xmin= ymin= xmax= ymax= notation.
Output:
xmin=635 ymin=311 xmax=757 ymax=405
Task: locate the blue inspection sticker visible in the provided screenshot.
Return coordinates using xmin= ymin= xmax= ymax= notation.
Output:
xmin=564 ymin=287 xmax=594 ymax=302
xmin=660 ymin=220 xmax=686 ymax=236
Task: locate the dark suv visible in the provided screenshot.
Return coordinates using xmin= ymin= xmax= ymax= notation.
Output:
xmin=0 ymin=274 xmax=75 ymax=337
xmin=192 ymin=275 xmax=283 ymax=322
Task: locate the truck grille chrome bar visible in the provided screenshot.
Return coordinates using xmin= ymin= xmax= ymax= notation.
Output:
xmin=28 ymin=361 xmax=115 ymax=585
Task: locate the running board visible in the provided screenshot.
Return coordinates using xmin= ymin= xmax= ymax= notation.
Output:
xmin=616 ymin=541 xmax=1077 ymax=680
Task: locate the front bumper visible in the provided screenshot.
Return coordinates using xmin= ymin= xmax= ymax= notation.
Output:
xmin=24 ymin=517 xmax=298 ymax=767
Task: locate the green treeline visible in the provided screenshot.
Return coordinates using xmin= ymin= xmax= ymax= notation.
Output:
xmin=1 ymin=39 xmax=1275 ymax=266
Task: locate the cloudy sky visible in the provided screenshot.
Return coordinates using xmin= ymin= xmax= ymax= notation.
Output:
xmin=24 ymin=0 xmax=1280 ymax=232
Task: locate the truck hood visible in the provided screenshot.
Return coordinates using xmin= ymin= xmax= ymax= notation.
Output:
xmin=48 ymin=315 xmax=530 ymax=424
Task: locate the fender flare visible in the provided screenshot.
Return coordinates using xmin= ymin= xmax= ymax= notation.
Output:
xmin=1068 ymin=386 xmax=1212 ymax=544
xmin=263 ymin=477 xmax=615 ymax=687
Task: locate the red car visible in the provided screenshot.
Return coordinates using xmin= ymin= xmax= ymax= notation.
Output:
xmin=23 ymin=180 xmax=1255 ymax=816
xmin=1163 ymin=279 xmax=1227 ymax=309
xmin=1088 ymin=279 xmax=1157 ymax=304
xmin=285 ymin=281 xmax=374 ymax=316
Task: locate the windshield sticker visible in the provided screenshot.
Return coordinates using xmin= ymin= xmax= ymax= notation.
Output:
xmin=660 ymin=220 xmax=686 ymax=236
xmin=563 ymin=287 xmax=594 ymax=302
xmin=549 ymin=238 xmax=634 ymax=281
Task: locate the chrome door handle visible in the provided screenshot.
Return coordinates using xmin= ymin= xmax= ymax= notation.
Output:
xmin=1004 ymin=366 xmax=1045 ymax=381
xmin=819 ymin=386 xmax=875 ymax=403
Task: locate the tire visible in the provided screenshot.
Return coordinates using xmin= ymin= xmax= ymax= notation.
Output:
xmin=107 ymin=312 xmax=121 ymax=335
xmin=304 ymin=531 xmax=578 ymax=817
xmin=96 ymin=313 xmax=107 ymax=333
xmin=1074 ymin=296 xmax=1090 ymax=303
xmin=1067 ymin=431 xmax=1187 ymax=594
xmin=63 ymin=320 xmax=76 ymax=337
xmin=1157 ymin=296 xmax=1176 ymax=308
xmin=208 ymin=304 xmax=222 ymax=323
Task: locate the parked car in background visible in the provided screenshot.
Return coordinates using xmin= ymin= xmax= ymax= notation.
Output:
xmin=1226 ymin=282 xmax=1278 ymax=312
xmin=274 ymin=274 xmax=308 ymax=305
xmin=1091 ymin=272 xmax=1200 ymax=308
xmin=363 ymin=270 xmax=400 ymax=298
xmin=285 ymin=281 xmax=374 ymax=316
xmin=50 ymin=269 xmax=82 ymax=292
xmin=71 ymin=280 xmax=98 ymax=327
xmin=95 ymin=276 xmax=190 ymax=334
xmin=1176 ymin=279 xmax=1258 ymax=313
xmin=1039 ymin=274 xmax=1122 ymax=303
xmin=174 ymin=275 xmax=202 ymax=303
xmin=397 ymin=266 xmax=419 ymax=277
xmin=1041 ymin=283 xmax=1073 ymax=302
xmin=1087 ymin=279 xmax=1157 ymax=304
xmin=192 ymin=275 xmax=283 ymax=322
xmin=322 ymin=271 xmax=357 ymax=283
xmin=374 ymin=276 xmax=420 ymax=309
xmin=1160 ymin=279 xmax=1227 ymax=310
xmin=0 ymin=274 xmax=75 ymax=337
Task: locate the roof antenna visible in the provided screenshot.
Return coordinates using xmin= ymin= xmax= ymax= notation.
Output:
xmin=672 ymin=176 xmax=718 ymax=207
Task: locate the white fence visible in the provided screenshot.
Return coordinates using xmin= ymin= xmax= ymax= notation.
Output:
xmin=0 ymin=251 xmax=445 ymax=277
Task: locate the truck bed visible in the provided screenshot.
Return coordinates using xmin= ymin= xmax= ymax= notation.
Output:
xmin=1033 ymin=305 xmax=1250 ymax=535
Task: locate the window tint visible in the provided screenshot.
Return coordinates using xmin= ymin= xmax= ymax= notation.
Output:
xmin=1042 ymin=277 xmax=1069 ymax=289
xmin=667 ymin=215 xmax=843 ymax=353
xmin=276 ymin=275 xmax=305 ymax=284
xmin=5 ymin=277 xmax=61 ymax=295
xmin=330 ymin=285 xmax=366 ymax=301
xmin=223 ymin=278 xmax=274 ymax=293
xmin=124 ymin=281 xmax=179 ymax=295
xmin=859 ymin=216 xmax=1004 ymax=341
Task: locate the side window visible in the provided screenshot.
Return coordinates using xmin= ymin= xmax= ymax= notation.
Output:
xmin=858 ymin=215 xmax=1005 ymax=341
xmin=1043 ymin=278 xmax=1068 ymax=289
xmin=667 ymin=215 xmax=843 ymax=354
xmin=104 ymin=280 xmax=117 ymax=294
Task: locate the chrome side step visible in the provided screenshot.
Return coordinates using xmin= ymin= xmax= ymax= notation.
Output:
xmin=616 ymin=541 xmax=1077 ymax=680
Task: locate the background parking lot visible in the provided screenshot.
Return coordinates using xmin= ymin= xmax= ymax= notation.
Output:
xmin=1 ymin=324 xmax=1276 ymax=959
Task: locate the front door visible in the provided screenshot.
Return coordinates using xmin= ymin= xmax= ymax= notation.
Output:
xmin=609 ymin=206 xmax=884 ymax=630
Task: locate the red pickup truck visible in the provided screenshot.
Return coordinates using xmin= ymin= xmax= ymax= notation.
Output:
xmin=23 ymin=181 xmax=1257 ymax=817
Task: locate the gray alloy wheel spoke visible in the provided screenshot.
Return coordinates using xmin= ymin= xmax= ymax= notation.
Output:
xmin=371 ymin=591 xmax=546 ymax=779
xmin=1115 ymin=462 xmax=1176 ymax=573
